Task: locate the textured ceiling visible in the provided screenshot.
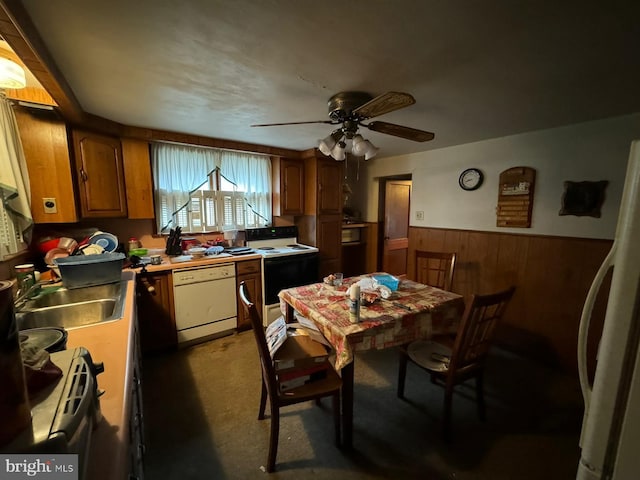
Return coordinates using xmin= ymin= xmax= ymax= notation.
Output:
xmin=18 ymin=0 xmax=640 ymax=157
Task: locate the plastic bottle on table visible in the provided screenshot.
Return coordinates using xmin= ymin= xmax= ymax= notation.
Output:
xmin=349 ymin=284 xmax=360 ymax=323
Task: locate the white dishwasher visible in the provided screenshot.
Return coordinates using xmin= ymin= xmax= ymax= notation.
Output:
xmin=173 ymin=263 xmax=237 ymax=345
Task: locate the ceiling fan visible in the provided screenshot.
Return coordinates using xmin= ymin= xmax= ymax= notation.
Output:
xmin=251 ymin=91 xmax=435 ymax=160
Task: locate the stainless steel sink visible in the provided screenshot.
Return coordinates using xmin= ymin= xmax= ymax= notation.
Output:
xmin=16 ymin=280 xmax=127 ymax=330
xmin=22 ymin=282 xmax=122 ymax=308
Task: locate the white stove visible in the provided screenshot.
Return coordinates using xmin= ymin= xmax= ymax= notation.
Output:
xmin=245 ymin=226 xmax=319 ymax=257
xmin=244 ymin=227 xmax=320 ymax=324
xmin=247 ymin=239 xmax=319 ymax=258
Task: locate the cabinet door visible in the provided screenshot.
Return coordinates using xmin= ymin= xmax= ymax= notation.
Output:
xmin=122 ymin=138 xmax=155 ymax=219
xmin=14 ymin=107 xmax=78 ymax=223
xmin=273 ymin=157 xmax=304 ymax=216
xmin=317 ymin=160 xmax=342 ymax=214
xmin=72 ymin=130 xmax=127 ymax=217
xmin=136 ymin=272 xmax=177 ymax=354
xmin=317 ymin=215 xmax=342 ymax=278
xmin=236 ymin=260 xmax=262 ymax=331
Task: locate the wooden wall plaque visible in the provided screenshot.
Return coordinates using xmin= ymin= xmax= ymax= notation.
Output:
xmin=496 ymin=166 xmax=536 ymax=228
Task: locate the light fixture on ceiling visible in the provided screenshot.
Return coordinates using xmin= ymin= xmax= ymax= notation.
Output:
xmin=318 ymin=123 xmax=378 ymax=162
xmin=0 ymin=54 xmax=26 ymax=89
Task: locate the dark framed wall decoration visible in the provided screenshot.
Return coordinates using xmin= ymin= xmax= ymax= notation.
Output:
xmin=559 ymin=180 xmax=608 ymax=218
xmin=496 ymin=166 xmax=536 ymax=228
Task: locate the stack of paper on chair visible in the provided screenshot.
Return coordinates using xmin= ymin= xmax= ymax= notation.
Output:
xmin=291 ymin=313 xmax=332 ymax=347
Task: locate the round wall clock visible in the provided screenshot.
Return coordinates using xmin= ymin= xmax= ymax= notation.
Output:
xmin=459 ymin=168 xmax=484 ymax=191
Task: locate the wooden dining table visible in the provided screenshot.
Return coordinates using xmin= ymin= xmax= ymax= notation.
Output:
xmin=278 ymin=272 xmax=465 ymax=449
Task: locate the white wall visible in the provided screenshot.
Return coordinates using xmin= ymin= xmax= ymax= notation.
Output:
xmin=360 ymin=113 xmax=640 ymax=240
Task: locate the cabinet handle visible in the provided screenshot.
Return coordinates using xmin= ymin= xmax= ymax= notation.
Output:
xmin=80 ymin=167 xmax=88 ymax=182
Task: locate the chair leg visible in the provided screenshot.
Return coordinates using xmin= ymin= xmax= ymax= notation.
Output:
xmin=397 ymin=348 xmax=408 ymax=398
xmin=267 ymin=406 xmax=280 ymax=473
xmin=258 ymin=379 xmax=267 ymax=420
xmin=476 ymin=371 xmax=486 ymax=421
xmin=443 ymin=385 xmax=454 ymax=442
xmin=332 ymin=392 xmax=341 ymax=447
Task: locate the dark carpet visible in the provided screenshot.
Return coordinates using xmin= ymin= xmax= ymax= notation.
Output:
xmin=141 ymin=330 xmax=583 ymax=479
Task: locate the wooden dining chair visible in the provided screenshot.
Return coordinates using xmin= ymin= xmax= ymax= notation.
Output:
xmin=238 ymin=282 xmax=342 ymax=472
xmin=397 ymin=285 xmax=516 ymax=441
xmin=414 ymin=250 xmax=457 ymax=291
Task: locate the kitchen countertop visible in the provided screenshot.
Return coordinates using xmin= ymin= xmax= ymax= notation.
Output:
xmin=129 ymin=252 xmax=262 ymax=273
xmin=62 ymin=252 xmax=263 ymax=479
xmin=64 ymin=272 xmax=137 ymax=480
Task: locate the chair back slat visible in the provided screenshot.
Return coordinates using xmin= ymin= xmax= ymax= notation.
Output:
xmin=239 ymin=282 xmax=280 ymax=399
xmin=450 ymin=286 xmax=516 ymax=373
xmin=415 ymin=250 xmax=457 ymax=291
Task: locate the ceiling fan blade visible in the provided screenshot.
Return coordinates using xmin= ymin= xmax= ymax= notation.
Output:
xmin=352 ymin=91 xmax=416 ymax=119
xmin=365 ymin=121 xmax=435 ymax=142
xmin=251 ymin=120 xmax=334 ymax=127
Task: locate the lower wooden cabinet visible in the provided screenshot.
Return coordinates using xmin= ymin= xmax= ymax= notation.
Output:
xmin=136 ymin=271 xmax=177 ymax=354
xmin=235 ymin=259 xmax=262 ymax=330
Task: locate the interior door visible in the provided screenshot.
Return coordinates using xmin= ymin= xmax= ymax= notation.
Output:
xmin=382 ymin=180 xmax=411 ymax=276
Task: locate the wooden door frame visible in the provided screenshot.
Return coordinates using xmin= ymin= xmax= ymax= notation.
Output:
xmin=377 ymin=174 xmax=412 ymax=271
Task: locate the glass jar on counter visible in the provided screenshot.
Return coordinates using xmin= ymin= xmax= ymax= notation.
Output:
xmin=127 ymin=237 xmax=141 ymax=252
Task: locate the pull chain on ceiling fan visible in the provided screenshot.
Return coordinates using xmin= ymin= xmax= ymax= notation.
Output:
xmin=251 ymin=91 xmax=435 ymax=161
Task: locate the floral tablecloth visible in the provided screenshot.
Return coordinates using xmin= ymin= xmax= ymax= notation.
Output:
xmin=279 ymin=273 xmax=465 ymax=371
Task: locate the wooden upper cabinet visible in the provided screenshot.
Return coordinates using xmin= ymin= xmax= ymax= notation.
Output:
xmin=71 ymin=130 xmax=127 ymax=218
xmin=317 ymin=160 xmax=342 ymax=214
xmin=13 ymin=107 xmax=78 ymax=223
xmin=121 ymin=138 xmax=155 ymax=219
xmin=304 ymin=151 xmax=343 ymax=216
xmin=272 ymin=157 xmax=304 ymax=216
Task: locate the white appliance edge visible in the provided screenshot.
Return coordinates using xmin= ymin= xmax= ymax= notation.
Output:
xmin=577 ymin=140 xmax=640 ymax=479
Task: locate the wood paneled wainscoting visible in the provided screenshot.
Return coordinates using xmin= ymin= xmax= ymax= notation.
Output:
xmin=408 ymin=227 xmax=612 ymax=375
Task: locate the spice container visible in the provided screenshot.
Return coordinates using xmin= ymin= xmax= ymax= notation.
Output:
xmin=127 ymin=237 xmax=141 ymax=252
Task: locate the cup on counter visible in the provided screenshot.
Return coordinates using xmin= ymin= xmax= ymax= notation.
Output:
xmin=14 ymin=264 xmax=36 ymax=291
xmin=150 ymin=255 xmax=162 ymax=265
xmin=333 ymin=272 xmax=344 ymax=287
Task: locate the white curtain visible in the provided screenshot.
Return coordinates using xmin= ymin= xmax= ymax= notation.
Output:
xmin=152 ymin=142 xmax=271 ymax=232
xmin=0 ymin=93 xmax=32 ymax=256
xmin=152 ymin=142 xmax=222 ymax=232
xmin=221 ymin=150 xmax=272 ymax=225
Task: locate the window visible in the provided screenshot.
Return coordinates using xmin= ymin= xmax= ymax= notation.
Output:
xmin=152 ymin=142 xmax=272 ymax=234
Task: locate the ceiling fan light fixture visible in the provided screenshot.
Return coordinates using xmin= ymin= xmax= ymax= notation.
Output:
xmin=330 ymin=140 xmax=346 ymax=161
xmin=352 ymin=134 xmax=378 ymax=160
xmin=351 ymin=134 xmax=367 ymax=156
xmin=363 ymin=140 xmax=379 ymax=160
xmin=318 ymin=130 xmax=343 ymax=156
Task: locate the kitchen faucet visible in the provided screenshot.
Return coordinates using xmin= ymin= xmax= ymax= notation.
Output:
xmin=13 ymin=282 xmax=42 ymax=311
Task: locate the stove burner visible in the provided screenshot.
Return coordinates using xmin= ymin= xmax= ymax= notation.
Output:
xmin=286 ymin=244 xmax=308 ymax=250
xmin=258 ymin=246 xmax=275 ymax=250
